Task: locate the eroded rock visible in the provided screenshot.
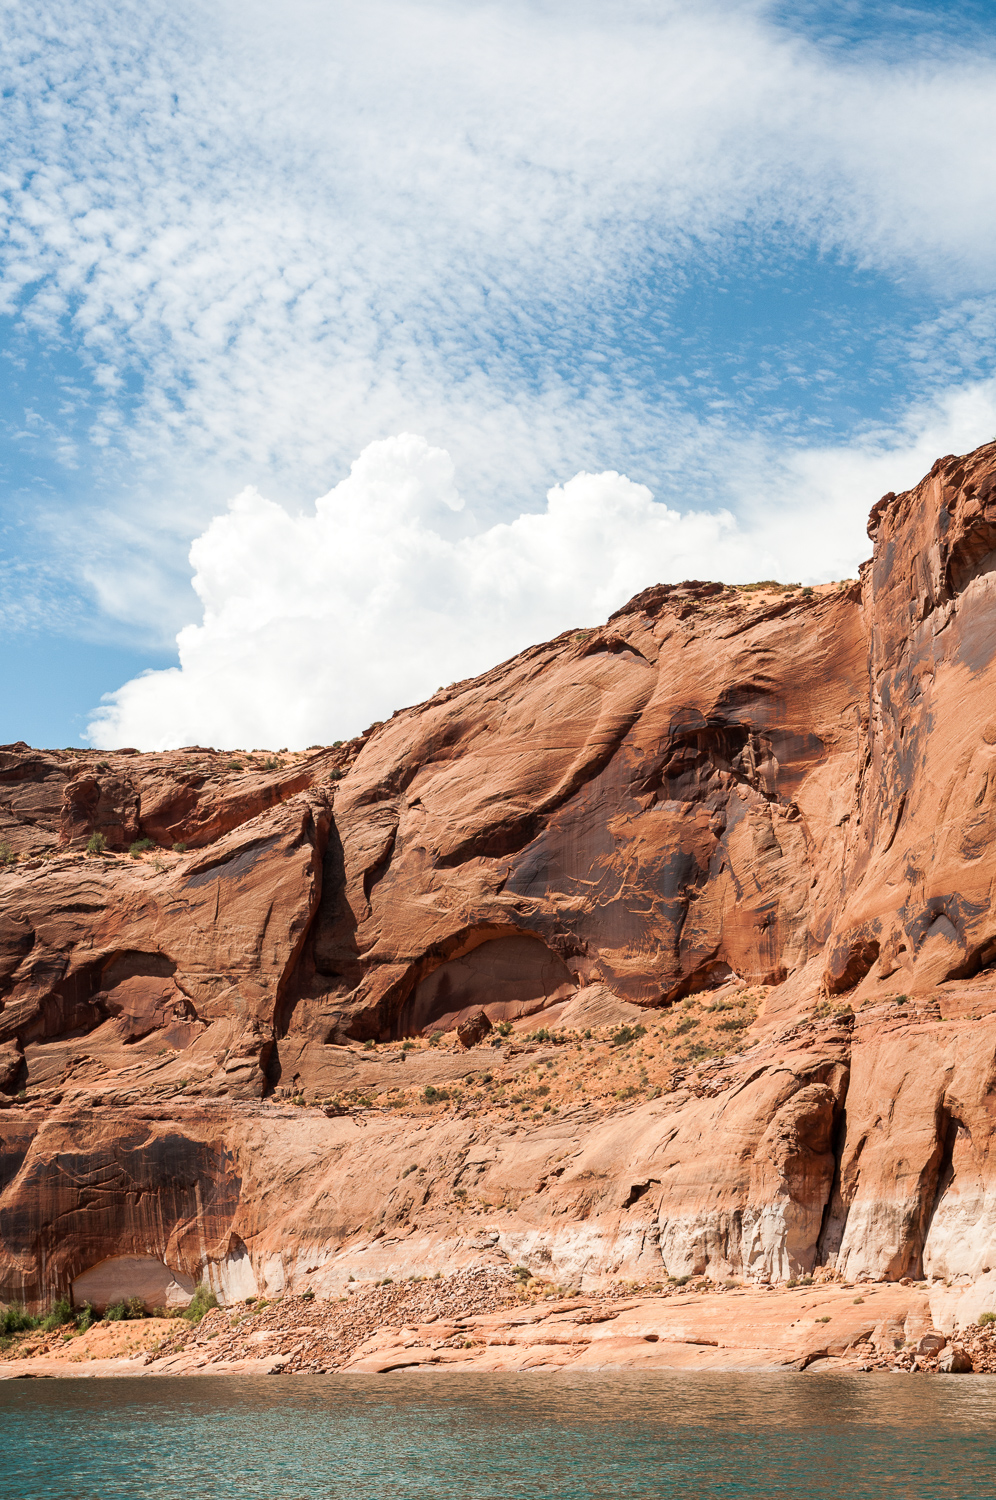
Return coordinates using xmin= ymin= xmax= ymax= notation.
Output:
xmin=1 ymin=442 xmax=996 ymax=1316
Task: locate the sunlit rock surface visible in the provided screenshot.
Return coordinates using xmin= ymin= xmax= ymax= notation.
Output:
xmin=1 ymin=441 xmax=995 ymax=1319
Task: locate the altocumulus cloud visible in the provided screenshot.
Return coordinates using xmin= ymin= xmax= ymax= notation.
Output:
xmin=7 ymin=0 xmax=996 ymax=747
xmin=86 ymin=435 xmax=761 ymax=749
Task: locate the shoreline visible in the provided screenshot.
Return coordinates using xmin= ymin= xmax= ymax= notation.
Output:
xmin=4 ymin=1271 xmax=994 ymax=1381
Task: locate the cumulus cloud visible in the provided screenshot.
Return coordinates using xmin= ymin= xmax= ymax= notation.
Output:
xmin=86 ymin=434 xmax=753 ymax=747
xmin=88 ymin=379 xmax=996 ymax=752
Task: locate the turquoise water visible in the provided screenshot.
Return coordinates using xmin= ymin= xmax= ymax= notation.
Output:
xmin=2 ymin=1372 xmax=996 ymax=1499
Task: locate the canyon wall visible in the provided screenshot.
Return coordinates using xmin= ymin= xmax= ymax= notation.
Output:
xmin=1 ymin=440 xmax=995 ymax=1316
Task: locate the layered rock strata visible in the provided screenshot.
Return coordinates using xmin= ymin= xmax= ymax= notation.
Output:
xmin=1 ymin=440 xmax=995 ymax=1328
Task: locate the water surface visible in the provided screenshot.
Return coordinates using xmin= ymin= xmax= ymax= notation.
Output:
xmin=3 ymin=1372 xmax=995 ymax=1499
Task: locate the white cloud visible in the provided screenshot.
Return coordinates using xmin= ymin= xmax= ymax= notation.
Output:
xmin=86 ymin=434 xmax=748 ymax=748
xmin=5 ymin=0 xmax=996 ymax=527
xmin=5 ymin=0 xmax=996 ymax=706
xmin=87 ymin=378 xmax=996 ymax=749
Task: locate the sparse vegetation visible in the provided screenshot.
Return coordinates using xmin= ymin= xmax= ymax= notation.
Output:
xmin=40 ymin=1298 xmax=75 ymax=1333
xmin=104 ymin=1297 xmax=147 ymax=1321
xmin=735 ymin=580 xmax=800 ymax=594
xmin=129 ymin=837 xmax=154 ymax=855
xmin=0 ymin=842 xmax=16 ymax=866
xmin=0 ymin=1303 xmax=37 ymax=1337
xmin=979 ymin=1311 xmax=996 ymax=1326
xmin=173 ymin=841 xmax=188 ymax=852
xmin=183 ymin=1284 xmax=219 ymax=1324
xmin=85 ymin=832 xmax=106 ymax=856
xmin=610 ymin=1024 xmax=647 ymax=1048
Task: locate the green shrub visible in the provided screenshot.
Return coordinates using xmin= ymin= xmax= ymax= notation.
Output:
xmin=173 ymin=841 xmax=188 ymax=853
xmin=129 ymin=837 xmax=154 ymax=855
xmin=75 ymin=1302 xmax=95 ymax=1333
xmin=301 ymin=1289 xmax=315 ymax=1302
xmin=99 ymin=1296 xmax=148 ymax=1323
xmin=423 ymin=1084 xmax=449 ymax=1104
xmin=183 ymin=1284 xmax=219 ymax=1324
xmin=41 ymin=1297 xmax=75 ymax=1332
xmin=496 ymin=1021 xmax=513 ymax=1037
xmin=979 ymin=1311 xmax=996 ymax=1326
xmin=85 ymin=832 xmax=106 ymax=855
xmin=1 ymin=1303 xmax=38 ymax=1336
xmin=0 ymin=842 xmax=16 ymax=866
xmin=610 ymin=1024 xmax=647 ymax=1047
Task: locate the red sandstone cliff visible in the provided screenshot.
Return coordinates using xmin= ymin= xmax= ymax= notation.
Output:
xmin=1 ymin=441 xmax=995 ymax=1325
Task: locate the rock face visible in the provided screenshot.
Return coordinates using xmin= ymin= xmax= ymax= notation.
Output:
xmin=1 ymin=441 xmax=996 ymax=1316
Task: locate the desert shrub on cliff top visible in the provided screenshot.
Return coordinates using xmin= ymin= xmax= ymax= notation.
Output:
xmin=184 ymin=1284 xmax=219 ymax=1323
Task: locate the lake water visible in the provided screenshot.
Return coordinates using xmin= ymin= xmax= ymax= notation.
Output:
xmin=2 ymin=1372 xmax=995 ymax=1499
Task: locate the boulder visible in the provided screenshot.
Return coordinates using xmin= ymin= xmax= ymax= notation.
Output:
xmin=456 ymin=1009 xmax=493 ymax=1049
xmin=917 ymin=1332 xmax=947 ymax=1356
xmin=937 ymin=1346 xmax=973 ymax=1374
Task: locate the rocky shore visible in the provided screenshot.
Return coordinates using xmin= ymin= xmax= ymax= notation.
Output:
xmin=3 ymin=1267 xmax=995 ymax=1380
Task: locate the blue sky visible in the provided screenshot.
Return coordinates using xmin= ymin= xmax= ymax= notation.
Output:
xmin=3 ymin=0 xmax=996 ymax=748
